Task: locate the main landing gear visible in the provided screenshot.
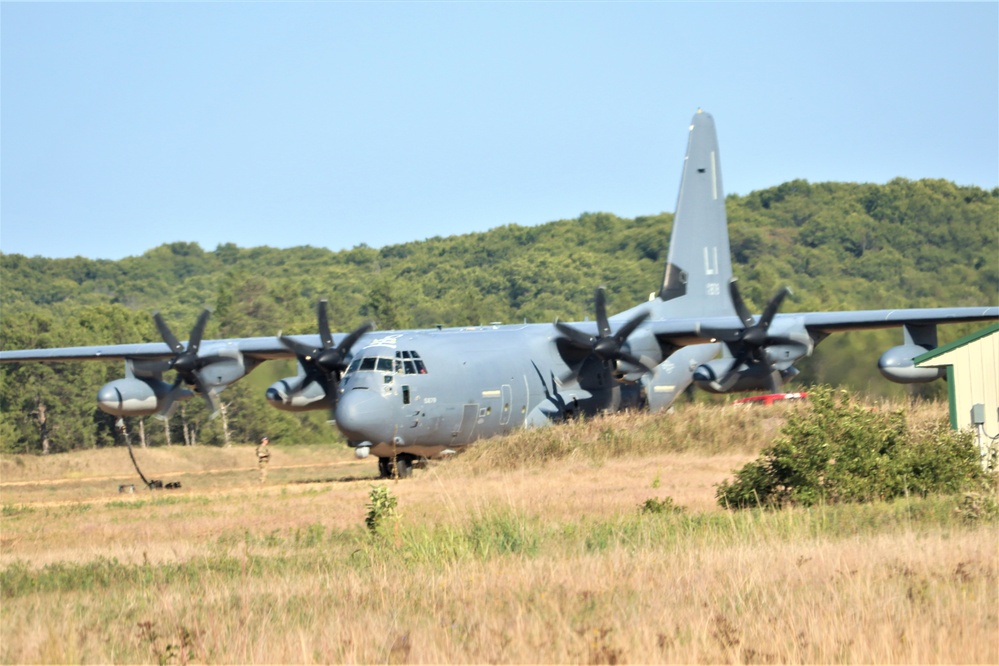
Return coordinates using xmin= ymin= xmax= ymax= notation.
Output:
xmin=378 ymin=453 xmax=415 ymax=479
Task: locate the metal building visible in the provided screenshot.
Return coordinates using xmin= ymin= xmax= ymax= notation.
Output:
xmin=915 ymin=322 xmax=999 ymax=468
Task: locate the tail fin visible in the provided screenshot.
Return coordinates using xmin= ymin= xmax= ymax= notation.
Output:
xmin=656 ymin=110 xmax=733 ymax=319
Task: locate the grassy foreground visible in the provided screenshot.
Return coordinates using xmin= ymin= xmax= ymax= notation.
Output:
xmin=1 ymin=400 xmax=996 ymax=664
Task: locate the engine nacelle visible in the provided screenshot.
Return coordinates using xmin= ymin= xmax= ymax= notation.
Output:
xmin=612 ymin=327 xmax=663 ymax=383
xmin=764 ymin=341 xmax=811 ymax=366
xmin=693 ymin=360 xmax=800 ymax=394
xmin=643 ymin=343 xmax=722 ymax=411
xmin=194 ymin=346 xmax=254 ymax=388
xmin=878 ymin=345 xmax=945 ymax=383
xmin=97 ymin=377 xmax=184 ymax=416
xmin=265 ymin=377 xmax=334 ymax=412
xmin=692 ymin=359 xmax=739 ymax=393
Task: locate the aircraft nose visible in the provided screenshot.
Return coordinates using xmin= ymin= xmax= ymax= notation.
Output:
xmin=335 ymin=389 xmax=385 ymax=442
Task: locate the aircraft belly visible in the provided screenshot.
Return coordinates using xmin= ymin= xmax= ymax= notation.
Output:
xmin=367 ymin=442 xmax=455 ymax=460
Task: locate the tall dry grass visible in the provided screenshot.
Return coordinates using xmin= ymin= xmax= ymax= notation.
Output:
xmin=2 ymin=396 xmax=995 ymax=663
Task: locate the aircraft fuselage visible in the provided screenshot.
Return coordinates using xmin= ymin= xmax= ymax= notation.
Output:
xmin=334 ymin=322 xmax=640 ymax=459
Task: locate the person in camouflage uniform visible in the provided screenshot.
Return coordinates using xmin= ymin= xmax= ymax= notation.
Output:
xmin=256 ymin=436 xmax=270 ymax=483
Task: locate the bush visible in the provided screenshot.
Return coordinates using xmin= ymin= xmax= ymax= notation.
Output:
xmin=638 ymin=496 xmax=684 ymax=515
xmin=365 ymin=485 xmax=398 ymax=535
xmin=716 ymin=386 xmax=992 ymax=509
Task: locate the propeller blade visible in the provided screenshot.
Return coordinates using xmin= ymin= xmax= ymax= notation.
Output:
xmin=554 ymin=321 xmax=595 ymax=350
xmin=279 ymin=334 xmax=319 ymax=360
xmin=336 ymin=322 xmax=374 ymax=358
xmin=317 ymin=300 xmax=334 ymax=349
xmin=315 ymin=321 xmax=373 ymax=376
xmin=191 ymin=373 xmax=220 ymax=414
xmin=612 ymin=310 xmax=650 ymax=345
xmin=187 ymin=309 xmax=211 ymax=355
xmin=758 ymin=286 xmax=791 ymax=330
xmin=153 ymin=313 xmax=183 ymax=354
xmin=275 ymin=364 xmax=327 ymax=399
xmin=764 ymin=368 xmax=783 ymax=394
xmin=714 ymin=351 xmax=750 ymax=392
xmin=155 ymin=381 xmax=194 ymax=420
xmin=701 ymin=282 xmax=794 ymax=392
xmin=728 ymin=280 xmax=754 ymax=327
xmin=554 ymin=290 xmax=655 ymax=382
xmin=594 ymin=287 xmax=611 ymax=339
xmin=614 ymin=351 xmax=655 ymax=374
xmin=149 ymin=308 xmax=225 ymax=416
xmin=155 ymin=387 xmax=181 ymax=420
xmin=276 ymin=302 xmax=373 ymax=406
xmin=557 ymin=365 xmax=581 ymax=385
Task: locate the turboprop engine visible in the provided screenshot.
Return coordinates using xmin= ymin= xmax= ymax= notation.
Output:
xmin=266 ymin=299 xmax=372 ymax=412
xmin=97 ymin=309 xmax=256 ymax=417
xmin=878 ymin=345 xmax=945 ymax=383
xmin=265 ymin=372 xmax=335 ymax=412
xmin=877 ymin=324 xmax=946 ymax=384
xmin=96 ymin=348 xmax=252 ymax=417
xmin=553 ymin=287 xmax=658 ymax=385
xmin=610 ymin=326 xmax=662 ymax=383
xmin=97 ymin=376 xmax=187 ymax=417
xmin=693 ymin=359 xmax=801 ymax=394
xmin=692 ymin=280 xmax=812 ymax=393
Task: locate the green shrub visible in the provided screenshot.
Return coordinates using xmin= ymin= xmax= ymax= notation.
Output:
xmin=716 ymin=386 xmax=992 ymax=509
xmin=365 ymin=485 xmax=398 ymax=535
xmin=638 ymin=496 xmax=684 ymax=515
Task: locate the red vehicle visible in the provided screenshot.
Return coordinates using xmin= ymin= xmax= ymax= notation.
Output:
xmin=733 ymin=392 xmax=808 ymax=406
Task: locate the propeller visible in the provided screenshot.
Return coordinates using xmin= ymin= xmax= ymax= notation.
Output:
xmin=150 ymin=308 xmax=221 ymax=414
xmin=696 ymin=279 xmax=791 ymax=391
xmin=554 ymin=287 xmax=654 ymax=381
xmin=278 ymin=299 xmax=372 ymax=397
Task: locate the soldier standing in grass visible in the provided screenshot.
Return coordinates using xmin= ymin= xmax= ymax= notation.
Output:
xmin=256 ymin=436 xmax=270 ymax=483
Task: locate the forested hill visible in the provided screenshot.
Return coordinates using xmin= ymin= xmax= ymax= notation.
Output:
xmin=2 ymin=178 xmax=997 ymax=453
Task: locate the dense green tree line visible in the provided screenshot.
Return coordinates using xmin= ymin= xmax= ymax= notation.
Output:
xmin=1 ymin=178 xmax=996 ymax=453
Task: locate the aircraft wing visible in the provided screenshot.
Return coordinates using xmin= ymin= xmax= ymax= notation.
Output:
xmin=644 ymin=305 xmax=998 ymax=347
xmin=0 ymin=335 xmax=312 ymax=364
xmin=794 ymin=306 xmax=999 ymax=333
xmin=4 ymin=306 xmax=994 ymax=363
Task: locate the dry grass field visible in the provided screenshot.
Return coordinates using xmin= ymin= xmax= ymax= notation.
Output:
xmin=1 ymin=400 xmax=996 ymax=664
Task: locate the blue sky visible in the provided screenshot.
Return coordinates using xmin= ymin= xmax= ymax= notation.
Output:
xmin=2 ymin=2 xmax=997 ymax=261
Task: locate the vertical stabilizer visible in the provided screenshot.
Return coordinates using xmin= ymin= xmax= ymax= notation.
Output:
xmin=657 ymin=110 xmax=733 ymax=319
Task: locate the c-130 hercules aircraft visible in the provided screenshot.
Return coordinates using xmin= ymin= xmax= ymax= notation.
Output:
xmin=2 ymin=110 xmax=996 ymax=477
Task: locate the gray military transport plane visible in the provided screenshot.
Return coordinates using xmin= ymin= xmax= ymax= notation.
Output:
xmin=2 ymin=110 xmax=996 ymax=477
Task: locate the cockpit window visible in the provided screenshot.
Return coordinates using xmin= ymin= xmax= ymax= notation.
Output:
xmin=345 ymin=351 xmax=428 ymax=375
xmin=395 ymin=350 xmax=428 ymax=374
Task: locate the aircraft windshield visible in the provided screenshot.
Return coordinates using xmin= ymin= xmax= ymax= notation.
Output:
xmin=346 ymin=351 xmax=428 ymax=374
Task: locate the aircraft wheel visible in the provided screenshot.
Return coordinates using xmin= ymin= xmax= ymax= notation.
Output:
xmin=377 ymin=457 xmax=393 ymax=478
xmin=394 ymin=454 xmax=414 ymax=479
